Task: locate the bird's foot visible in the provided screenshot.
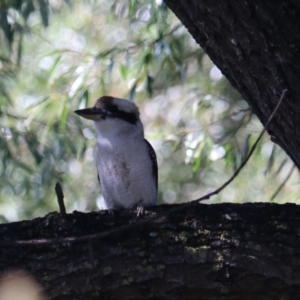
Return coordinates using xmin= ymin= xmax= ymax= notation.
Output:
xmin=107 ymin=208 xmax=116 ymax=216
xmin=136 ymin=206 xmax=144 ymax=217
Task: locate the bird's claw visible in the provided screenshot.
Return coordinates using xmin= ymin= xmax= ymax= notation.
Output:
xmin=136 ymin=206 xmax=144 ymax=217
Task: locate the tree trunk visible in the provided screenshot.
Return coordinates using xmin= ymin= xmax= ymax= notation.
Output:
xmin=164 ymin=0 xmax=300 ymax=168
xmin=1 ymin=203 xmax=300 ymax=299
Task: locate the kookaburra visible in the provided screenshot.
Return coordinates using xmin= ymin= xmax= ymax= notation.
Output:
xmin=75 ymin=96 xmax=158 ymax=213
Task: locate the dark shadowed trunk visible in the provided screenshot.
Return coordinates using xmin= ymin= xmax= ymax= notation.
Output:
xmin=164 ymin=0 xmax=300 ymax=169
xmin=1 ymin=203 xmax=300 ymax=299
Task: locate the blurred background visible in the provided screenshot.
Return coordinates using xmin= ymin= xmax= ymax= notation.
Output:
xmin=0 ymin=0 xmax=298 ymax=222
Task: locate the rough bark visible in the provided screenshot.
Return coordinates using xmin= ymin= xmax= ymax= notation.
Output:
xmin=1 ymin=203 xmax=300 ymax=299
xmin=164 ymin=0 xmax=300 ymax=168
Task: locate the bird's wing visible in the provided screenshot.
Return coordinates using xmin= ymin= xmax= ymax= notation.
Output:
xmin=144 ymin=139 xmax=158 ymax=190
xmin=96 ymin=143 xmax=102 ymax=188
xmin=97 ymin=172 xmax=101 ymax=186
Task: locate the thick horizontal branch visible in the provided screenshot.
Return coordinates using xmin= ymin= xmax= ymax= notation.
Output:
xmin=1 ymin=203 xmax=300 ymax=299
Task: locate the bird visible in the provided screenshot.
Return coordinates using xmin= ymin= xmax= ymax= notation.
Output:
xmin=74 ymin=96 xmax=158 ymax=214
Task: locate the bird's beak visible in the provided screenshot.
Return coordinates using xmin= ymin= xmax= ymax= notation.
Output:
xmin=74 ymin=107 xmax=106 ymax=121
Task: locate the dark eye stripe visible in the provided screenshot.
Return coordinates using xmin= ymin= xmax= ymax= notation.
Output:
xmin=101 ymin=103 xmax=138 ymax=124
xmin=110 ymin=111 xmax=138 ymax=124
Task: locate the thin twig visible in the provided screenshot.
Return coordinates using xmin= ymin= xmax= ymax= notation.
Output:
xmin=0 ymin=89 xmax=288 ymax=246
xmin=193 ymin=89 xmax=288 ymax=202
xmin=270 ymin=164 xmax=295 ymax=201
xmin=55 ymin=182 xmax=66 ymax=217
xmin=0 ymin=218 xmax=160 ymax=246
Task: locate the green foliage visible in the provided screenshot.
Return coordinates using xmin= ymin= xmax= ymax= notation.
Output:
xmin=0 ymin=0 xmax=298 ymax=222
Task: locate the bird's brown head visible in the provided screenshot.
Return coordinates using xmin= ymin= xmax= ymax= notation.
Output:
xmin=75 ymin=96 xmax=140 ymax=124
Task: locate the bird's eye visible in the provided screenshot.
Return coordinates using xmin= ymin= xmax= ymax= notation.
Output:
xmin=109 ymin=105 xmax=118 ymax=113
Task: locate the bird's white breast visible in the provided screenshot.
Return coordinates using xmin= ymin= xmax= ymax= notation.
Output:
xmin=95 ymin=134 xmax=157 ymax=210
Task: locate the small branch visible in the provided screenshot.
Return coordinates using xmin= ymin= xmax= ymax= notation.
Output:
xmin=55 ymin=182 xmax=66 ymax=217
xmin=270 ymin=165 xmax=295 ymax=201
xmin=0 ymin=89 xmax=287 ymax=247
xmin=193 ymin=89 xmax=288 ymax=202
